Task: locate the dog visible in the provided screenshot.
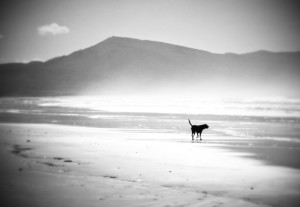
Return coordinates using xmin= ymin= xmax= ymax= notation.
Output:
xmin=188 ymin=119 xmax=209 ymax=141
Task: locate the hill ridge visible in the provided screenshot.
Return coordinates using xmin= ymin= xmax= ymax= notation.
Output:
xmin=0 ymin=36 xmax=299 ymax=97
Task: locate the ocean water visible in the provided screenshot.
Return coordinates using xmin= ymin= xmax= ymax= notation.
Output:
xmin=36 ymin=96 xmax=300 ymax=117
xmin=0 ymin=96 xmax=300 ymax=146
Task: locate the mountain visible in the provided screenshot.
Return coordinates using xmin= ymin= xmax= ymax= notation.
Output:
xmin=1 ymin=36 xmax=300 ymax=97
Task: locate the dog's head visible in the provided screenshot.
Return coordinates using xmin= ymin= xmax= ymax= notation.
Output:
xmin=204 ymin=124 xmax=209 ymax=129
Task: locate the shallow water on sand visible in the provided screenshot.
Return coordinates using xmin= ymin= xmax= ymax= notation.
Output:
xmin=0 ymin=96 xmax=300 ymax=135
xmin=0 ymin=96 xmax=300 ymax=154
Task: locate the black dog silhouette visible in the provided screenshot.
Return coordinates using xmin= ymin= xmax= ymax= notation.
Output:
xmin=188 ymin=119 xmax=209 ymax=140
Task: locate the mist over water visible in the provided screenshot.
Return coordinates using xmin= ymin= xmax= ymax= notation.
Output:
xmin=37 ymin=96 xmax=300 ymax=118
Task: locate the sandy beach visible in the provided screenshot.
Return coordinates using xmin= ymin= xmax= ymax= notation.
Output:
xmin=1 ymin=123 xmax=300 ymax=207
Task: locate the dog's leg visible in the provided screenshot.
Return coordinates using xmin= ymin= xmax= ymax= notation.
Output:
xmin=191 ymin=132 xmax=194 ymax=140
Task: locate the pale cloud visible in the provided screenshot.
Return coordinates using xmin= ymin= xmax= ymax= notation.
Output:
xmin=16 ymin=57 xmax=44 ymax=63
xmin=38 ymin=23 xmax=70 ymax=36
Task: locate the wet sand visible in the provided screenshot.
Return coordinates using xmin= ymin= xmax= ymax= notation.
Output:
xmin=1 ymin=123 xmax=300 ymax=207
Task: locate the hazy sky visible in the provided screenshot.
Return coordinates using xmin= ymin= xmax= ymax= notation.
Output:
xmin=0 ymin=0 xmax=299 ymax=63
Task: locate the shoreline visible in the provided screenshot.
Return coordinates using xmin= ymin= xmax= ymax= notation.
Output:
xmin=1 ymin=123 xmax=300 ymax=207
xmin=1 ymin=117 xmax=300 ymax=170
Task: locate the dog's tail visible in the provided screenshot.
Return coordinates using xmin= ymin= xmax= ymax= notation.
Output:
xmin=188 ymin=119 xmax=192 ymax=126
